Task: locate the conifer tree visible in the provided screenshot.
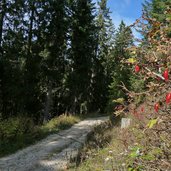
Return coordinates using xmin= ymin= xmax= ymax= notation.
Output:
xmin=142 ymin=0 xmax=171 ymax=37
xmin=41 ymin=0 xmax=69 ymax=120
xmin=0 ymin=0 xmax=26 ymax=118
xmin=67 ymin=0 xmax=97 ymax=114
xmin=143 ymin=0 xmax=170 ymax=22
xmin=90 ymin=0 xmax=115 ymax=112
xmin=108 ymin=21 xmax=133 ymax=109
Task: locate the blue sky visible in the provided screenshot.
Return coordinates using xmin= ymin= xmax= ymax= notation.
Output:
xmin=107 ymin=0 xmax=145 ymax=28
xmin=94 ymin=0 xmax=145 ymax=39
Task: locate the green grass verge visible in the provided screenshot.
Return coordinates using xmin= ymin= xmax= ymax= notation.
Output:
xmin=70 ymin=127 xmax=126 ymax=171
xmin=70 ymin=113 xmax=168 ymax=171
xmin=0 ymin=115 xmax=80 ymax=157
xmin=69 ymin=116 xmax=126 ymax=171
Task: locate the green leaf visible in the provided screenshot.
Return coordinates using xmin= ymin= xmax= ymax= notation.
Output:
xmin=127 ymin=58 xmax=137 ymax=64
xmin=130 ymin=151 xmax=139 ymax=158
xmin=112 ymin=98 xmax=124 ymax=104
xmin=129 ymin=146 xmax=141 ymax=158
xmin=147 ymin=119 xmax=158 ymax=129
xmin=142 ymin=154 xmax=155 ymax=161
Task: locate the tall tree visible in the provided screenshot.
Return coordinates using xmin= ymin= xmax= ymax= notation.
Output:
xmin=23 ymin=0 xmax=43 ymax=121
xmin=0 ymin=0 xmax=6 ymax=118
xmin=90 ymin=0 xmax=115 ymax=112
xmin=143 ymin=0 xmax=170 ymax=22
xmin=67 ymin=0 xmax=97 ymax=114
xmin=142 ymin=0 xmax=171 ymax=37
xmin=0 ymin=0 xmax=5 ymax=50
xmin=39 ymin=0 xmax=69 ymax=121
xmin=0 ymin=0 xmax=27 ymax=118
xmin=96 ymin=0 xmax=114 ymax=60
xmin=108 ymin=21 xmax=133 ymax=108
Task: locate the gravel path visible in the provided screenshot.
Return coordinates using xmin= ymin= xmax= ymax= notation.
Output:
xmin=0 ymin=116 xmax=109 ymax=171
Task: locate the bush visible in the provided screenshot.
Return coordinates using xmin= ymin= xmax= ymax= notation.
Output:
xmin=0 ymin=117 xmax=34 ymax=142
xmin=41 ymin=114 xmax=80 ymax=132
xmin=0 ymin=115 xmax=80 ymax=157
xmin=129 ymin=75 xmax=146 ymax=104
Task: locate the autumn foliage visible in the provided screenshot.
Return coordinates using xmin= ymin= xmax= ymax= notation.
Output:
xmin=118 ymin=7 xmax=171 ymax=170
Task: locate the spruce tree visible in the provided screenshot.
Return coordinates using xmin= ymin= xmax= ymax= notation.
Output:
xmin=90 ymin=0 xmax=115 ymax=112
xmin=67 ymin=0 xmax=97 ymax=114
xmin=142 ymin=0 xmax=171 ymax=37
xmin=108 ymin=21 xmax=133 ymax=110
xmin=143 ymin=0 xmax=170 ymax=22
xmin=0 ymin=0 xmax=27 ymax=118
xmin=38 ymin=0 xmax=69 ymax=121
xmin=23 ymin=0 xmax=43 ymax=122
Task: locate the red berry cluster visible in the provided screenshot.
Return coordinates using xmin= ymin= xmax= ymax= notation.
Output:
xmin=135 ymin=64 xmax=169 ymax=81
xmin=154 ymin=69 xmax=170 ymax=112
xmin=134 ymin=65 xmax=170 ymax=113
xmin=163 ymin=69 xmax=169 ymax=81
xmin=135 ymin=65 xmax=140 ymax=73
xmin=154 ymin=93 xmax=171 ymax=112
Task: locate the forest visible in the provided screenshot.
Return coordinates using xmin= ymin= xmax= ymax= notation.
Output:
xmin=0 ymin=0 xmax=133 ymax=123
xmin=0 ymin=0 xmax=171 ymax=169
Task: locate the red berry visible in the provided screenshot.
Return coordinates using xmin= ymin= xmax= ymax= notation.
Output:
xmin=133 ymin=110 xmax=139 ymax=118
xmin=141 ymin=107 xmax=144 ymax=112
xmin=166 ymin=93 xmax=171 ymax=104
xmin=154 ymin=103 xmax=159 ymax=112
xmin=163 ymin=69 xmax=169 ymax=81
xmin=135 ymin=65 xmax=140 ymax=73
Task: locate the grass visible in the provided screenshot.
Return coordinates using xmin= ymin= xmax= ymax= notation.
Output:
xmin=70 ymin=124 xmax=144 ymax=171
xmin=69 ymin=116 xmax=127 ymax=171
xmin=0 ymin=113 xmax=110 ymax=158
xmin=0 ymin=114 xmax=81 ymax=157
xmin=69 ymin=101 xmax=171 ymax=171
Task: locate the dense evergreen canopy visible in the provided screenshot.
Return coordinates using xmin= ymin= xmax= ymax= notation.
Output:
xmin=0 ymin=0 xmax=133 ymax=123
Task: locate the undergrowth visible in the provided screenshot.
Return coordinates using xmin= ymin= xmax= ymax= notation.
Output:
xmin=69 ymin=116 xmax=122 ymax=171
xmin=0 ymin=115 xmax=80 ymax=157
xmin=70 ymin=102 xmax=171 ymax=171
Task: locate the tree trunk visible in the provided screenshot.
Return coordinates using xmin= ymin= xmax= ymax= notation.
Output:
xmin=0 ymin=0 xmax=5 ymax=50
xmin=44 ymin=81 xmax=52 ymax=122
xmin=27 ymin=1 xmax=34 ymax=55
xmin=0 ymin=0 xmax=5 ymax=118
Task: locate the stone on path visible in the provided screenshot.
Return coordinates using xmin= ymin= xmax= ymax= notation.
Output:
xmin=121 ymin=118 xmax=131 ymax=128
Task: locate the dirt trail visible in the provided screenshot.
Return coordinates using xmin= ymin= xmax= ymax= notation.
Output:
xmin=0 ymin=116 xmax=109 ymax=171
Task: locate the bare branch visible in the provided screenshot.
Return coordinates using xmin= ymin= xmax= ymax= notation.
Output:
xmin=119 ymin=82 xmax=151 ymax=97
xmin=144 ymin=67 xmax=165 ymax=80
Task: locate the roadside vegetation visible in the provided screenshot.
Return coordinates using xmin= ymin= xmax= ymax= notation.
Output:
xmin=0 ymin=0 xmax=130 ymax=158
xmin=0 ymin=1 xmax=170 ymax=170
xmin=69 ymin=0 xmax=171 ymax=170
xmin=0 ymin=115 xmax=80 ymax=157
